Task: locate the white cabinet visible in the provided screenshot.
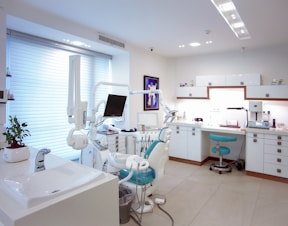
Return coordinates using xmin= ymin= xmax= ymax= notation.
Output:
xmin=187 ymin=127 xmax=202 ymax=161
xmin=246 ymin=132 xmax=264 ymax=173
xmin=169 ymin=125 xmax=203 ymax=162
xmin=169 ymin=125 xmax=188 ymax=159
xmin=196 ymin=74 xmax=261 ymax=87
xmin=176 ymin=87 xmax=208 ymax=99
xmin=226 ymin=74 xmax=261 ymax=86
xmin=246 ymin=85 xmax=288 ymax=100
xmin=263 ymin=134 xmax=288 ymax=178
xmin=196 ymin=75 xmax=226 ymax=86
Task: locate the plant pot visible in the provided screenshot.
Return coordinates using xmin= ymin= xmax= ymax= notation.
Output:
xmin=3 ymin=146 xmax=30 ymax=163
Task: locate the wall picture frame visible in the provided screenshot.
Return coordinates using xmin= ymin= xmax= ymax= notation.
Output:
xmin=143 ymin=75 xmax=159 ymax=111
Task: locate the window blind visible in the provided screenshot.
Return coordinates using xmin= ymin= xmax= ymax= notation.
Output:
xmin=7 ymin=31 xmax=112 ymax=160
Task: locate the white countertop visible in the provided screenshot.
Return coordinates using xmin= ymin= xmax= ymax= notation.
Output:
xmin=169 ymin=121 xmax=288 ymax=136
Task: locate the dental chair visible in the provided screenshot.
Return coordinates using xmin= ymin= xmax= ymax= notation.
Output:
xmin=209 ymin=133 xmax=237 ymax=174
xmin=111 ymin=126 xmax=171 ymax=213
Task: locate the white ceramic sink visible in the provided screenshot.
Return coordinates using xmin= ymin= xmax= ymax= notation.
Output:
xmin=0 ymin=162 xmax=104 ymax=208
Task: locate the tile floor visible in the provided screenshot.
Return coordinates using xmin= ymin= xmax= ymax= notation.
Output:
xmin=122 ymin=160 xmax=288 ymax=226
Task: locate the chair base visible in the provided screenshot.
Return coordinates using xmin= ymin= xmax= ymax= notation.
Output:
xmin=210 ymin=161 xmax=232 ymax=174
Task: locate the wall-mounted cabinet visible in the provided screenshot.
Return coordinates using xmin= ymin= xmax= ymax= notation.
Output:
xmin=176 ymin=87 xmax=208 ymax=99
xmin=196 ymin=74 xmax=261 ymax=87
xmin=196 ymin=75 xmax=226 ymax=86
xmin=246 ymin=85 xmax=288 ymax=100
xmin=226 ymin=74 xmax=261 ymax=86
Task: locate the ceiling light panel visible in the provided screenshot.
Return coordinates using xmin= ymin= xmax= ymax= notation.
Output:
xmin=211 ymin=0 xmax=251 ymax=40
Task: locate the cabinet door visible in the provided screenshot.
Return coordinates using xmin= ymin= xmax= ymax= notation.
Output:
xmin=187 ymin=127 xmax=202 ymax=161
xmin=246 ymin=85 xmax=288 ymax=100
xmin=196 ymin=75 xmax=226 ymax=86
xmin=246 ymin=133 xmax=264 ymax=173
xmin=176 ymin=87 xmax=208 ymax=99
xmin=169 ymin=126 xmax=187 ymax=159
xmin=226 ymin=74 xmax=261 ymax=86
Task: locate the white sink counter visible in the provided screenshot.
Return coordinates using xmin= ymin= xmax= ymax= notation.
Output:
xmin=0 ymin=147 xmax=119 ymax=226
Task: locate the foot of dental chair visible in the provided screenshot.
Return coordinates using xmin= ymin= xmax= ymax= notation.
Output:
xmin=133 ymin=197 xmax=154 ymax=214
xmin=210 ymin=162 xmax=232 ymax=174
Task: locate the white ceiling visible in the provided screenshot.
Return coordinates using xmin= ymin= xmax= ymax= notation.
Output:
xmin=6 ymin=0 xmax=288 ymax=57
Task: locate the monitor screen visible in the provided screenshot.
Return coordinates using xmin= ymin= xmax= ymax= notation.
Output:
xmin=103 ymin=94 xmax=127 ymax=117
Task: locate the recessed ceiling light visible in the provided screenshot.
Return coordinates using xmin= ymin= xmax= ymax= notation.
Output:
xmin=70 ymin=41 xmax=84 ymax=46
xmin=205 ymin=40 xmax=213 ymax=44
xmin=189 ymin=42 xmax=201 ymax=47
xmin=211 ymin=0 xmax=251 ymax=40
xmin=179 ymin=44 xmax=185 ymax=48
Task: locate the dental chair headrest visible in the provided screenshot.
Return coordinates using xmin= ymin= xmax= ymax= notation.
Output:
xmin=144 ymin=127 xmax=171 ymax=159
xmin=158 ymin=126 xmax=171 ymax=142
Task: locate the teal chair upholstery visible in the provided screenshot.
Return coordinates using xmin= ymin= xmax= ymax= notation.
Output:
xmin=209 ymin=133 xmax=237 ymax=174
xmin=119 ymin=127 xmax=170 ymax=186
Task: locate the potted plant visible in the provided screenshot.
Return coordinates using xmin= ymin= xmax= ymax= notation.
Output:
xmin=2 ymin=115 xmax=31 ymax=162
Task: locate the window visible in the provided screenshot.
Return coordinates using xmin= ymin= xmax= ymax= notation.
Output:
xmin=6 ymin=30 xmax=112 ymax=160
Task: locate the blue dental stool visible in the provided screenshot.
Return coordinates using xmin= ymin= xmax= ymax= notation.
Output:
xmin=209 ymin=133 xmax=237 ymax=174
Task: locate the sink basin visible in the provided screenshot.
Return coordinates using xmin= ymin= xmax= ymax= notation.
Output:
xmin=0 ymin=162 xmax=104 ymax=208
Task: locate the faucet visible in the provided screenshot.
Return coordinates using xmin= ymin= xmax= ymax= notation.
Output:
xmin=35 ymin=148 xmax=51 ymax=172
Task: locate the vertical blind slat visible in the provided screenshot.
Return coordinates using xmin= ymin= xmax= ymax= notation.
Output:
xmin=7 ymin=35 xmax=111 ymax=160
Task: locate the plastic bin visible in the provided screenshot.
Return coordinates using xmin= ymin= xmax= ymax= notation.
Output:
xmin=119 ymin=185 xmax=134 ymax=224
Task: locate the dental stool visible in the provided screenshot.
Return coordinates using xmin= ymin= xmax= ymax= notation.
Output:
xmin=209 ymin=133 xmax=237 ymax=174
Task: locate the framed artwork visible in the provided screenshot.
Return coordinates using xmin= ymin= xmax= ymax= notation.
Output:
xmin=143 ymin=75 xmax=159 ymax=111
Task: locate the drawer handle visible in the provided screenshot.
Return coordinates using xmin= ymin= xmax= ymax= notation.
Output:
xmin=208 ymin=82 xmax=212 ymax=86
xmin=277 ymin=141 xmax=282 ymax=146
xmin=277 ymin=136 xmax=282 ymax=140
xmin=253 ymin=134 xmax=257 ymax=138
xmin=240 ymin=81 xmax=244 ymax=85
xmin=277 ymin=169 xmax=282 ymax=173
xmin=189 ymin=93 xmax=192 ymax=97
xmin=277 ymin=158 xmax=282 ymax=163
xmin=176 ymin=131 xmax=179 ymax=134
xmin=253 ymin=139 xmax=257 ymax=143
xmin=277 ymin=149 xmax=282 ymax=153
xmin=265 ymin=93 xmax=270 ymax=97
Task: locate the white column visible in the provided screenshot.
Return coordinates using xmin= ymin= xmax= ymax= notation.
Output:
xmin=0 ymin=1 xmax=6 ymax=148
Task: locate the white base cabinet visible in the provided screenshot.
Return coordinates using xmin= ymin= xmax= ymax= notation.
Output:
xmin=169 ymin=125 xmax=204 ymax=162
xmin=246 ymin=132 xmax=264 ymax=173
xmin=263 ymin=134 xmax=288 ymax=178
xmin=246 ymin=132 xmax=288 ymax=179
xmin=169 ymin=125 xmax=188 ymax=159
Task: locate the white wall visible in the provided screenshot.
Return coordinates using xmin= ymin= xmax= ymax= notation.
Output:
xmin=128 ymin=45 xmax=172 ymax=128
xmin=170 ymin=46 xmax=288 ymax=127
xmin=173 ymin=45 xmax=288 ymax=85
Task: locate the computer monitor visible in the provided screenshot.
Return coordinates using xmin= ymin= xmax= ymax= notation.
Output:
xmin=103 ymin=94 xmax=127 ymax=117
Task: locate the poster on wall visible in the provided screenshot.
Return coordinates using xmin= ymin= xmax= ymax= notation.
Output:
xmin=143 ymin=75 xmax=159 ymax=111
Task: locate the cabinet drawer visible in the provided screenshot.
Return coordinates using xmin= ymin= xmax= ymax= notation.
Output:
xmin=264 ymin=139 xmax=288 ymax=147
xmin=264 ymin=163 xmax=288 ymax=178
xmin=264 ymin=144 xmax=288 ymax=156
xmin=264 ymin=153 xmax=288 ymax=166
xmin=265 ymin=134 xmax=288 ymax=141
xmin=246 ymin=132 xmax=264 ymax=139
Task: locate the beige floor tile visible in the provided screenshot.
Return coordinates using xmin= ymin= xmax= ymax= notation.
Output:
xmin=121 ymin=160 xmax=288 ymax=226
